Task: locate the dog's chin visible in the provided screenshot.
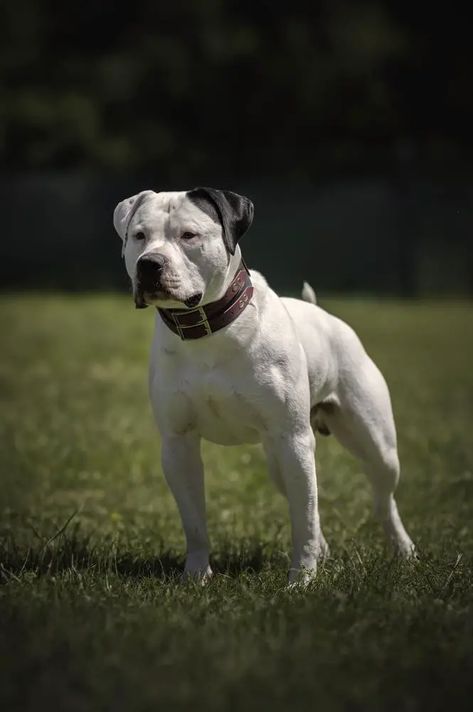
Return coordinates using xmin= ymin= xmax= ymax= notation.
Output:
xmin=183 ymin=293 xmax=203 ymax=308
xmin=134 ymin=289 xmax=203 ymax=310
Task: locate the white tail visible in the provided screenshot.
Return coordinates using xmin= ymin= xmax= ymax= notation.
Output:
xmin=301 ymin=281 xmax=317 ymax=305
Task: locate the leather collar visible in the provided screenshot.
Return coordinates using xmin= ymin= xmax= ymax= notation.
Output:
xmin=157 ymin=261 xmax=253 ymax=340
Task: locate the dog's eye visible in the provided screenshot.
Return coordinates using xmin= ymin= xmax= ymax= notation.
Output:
xmin=135 ymin=231 xmax=146 ymax=241
xmin=181 ymin=232 xmax=197 ymax=240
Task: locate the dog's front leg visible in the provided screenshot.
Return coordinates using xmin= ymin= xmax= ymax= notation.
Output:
xmin=265 ymin=428 xmax=322 ymax=584
xmin=161 ymin=433 xmax=212 ymax=581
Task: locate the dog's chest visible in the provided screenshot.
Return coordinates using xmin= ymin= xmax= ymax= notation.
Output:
xmin=160 ymin=361 xmax=263 ymax=445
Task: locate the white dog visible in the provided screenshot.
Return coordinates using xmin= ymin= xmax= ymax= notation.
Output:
xmin=113 ymin=187 xmax=415 ymax=583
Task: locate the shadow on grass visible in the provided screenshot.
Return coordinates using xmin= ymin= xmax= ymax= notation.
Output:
xmin=0 ymin=526 xmax=287 ymax=582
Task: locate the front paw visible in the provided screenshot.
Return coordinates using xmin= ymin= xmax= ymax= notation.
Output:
xmin=393 ymin=539 xmax=418 ymax=560
xmin=182 ymin=564 xmax=213 ymax=585
xmin=287 ymin=566 xmax=317 ymax=588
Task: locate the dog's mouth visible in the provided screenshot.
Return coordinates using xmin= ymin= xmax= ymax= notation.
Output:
xmin=134 ymin=287 xmax=203 ymax=310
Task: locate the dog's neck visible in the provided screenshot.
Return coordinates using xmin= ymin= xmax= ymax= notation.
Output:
xmin=201 ymin=247 xmax=243 ymax=306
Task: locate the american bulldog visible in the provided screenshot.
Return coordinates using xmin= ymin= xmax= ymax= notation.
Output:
xmin=113 ymin=187 xmax=415 ymax=583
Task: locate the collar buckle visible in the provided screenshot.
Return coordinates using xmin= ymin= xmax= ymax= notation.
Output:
xmin=170 ymin=311 xmax=184 ymax=339
xmin=172 ymin=306 xmax=212 ymax=339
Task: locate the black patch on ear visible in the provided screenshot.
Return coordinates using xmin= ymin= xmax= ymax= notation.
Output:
xmin=187 ymin=187 xmax=254 ymax=255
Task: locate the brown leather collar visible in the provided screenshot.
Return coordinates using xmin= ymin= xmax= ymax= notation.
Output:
xmin=157 ymin=261 xmax=253 ymax=340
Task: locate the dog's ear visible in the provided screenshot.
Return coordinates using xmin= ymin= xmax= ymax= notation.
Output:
xmin=187 ymin=187 xmax=254 ymax=255
xmin=113 ymin=190 xmax=155 ymax=255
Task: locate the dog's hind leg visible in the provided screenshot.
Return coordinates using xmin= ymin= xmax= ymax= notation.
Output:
xmin=323 ymin=361 xmax=416 ymax=557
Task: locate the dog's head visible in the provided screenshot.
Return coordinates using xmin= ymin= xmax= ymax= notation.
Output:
xmin=113 ymin=188 xmax=254 ymax=309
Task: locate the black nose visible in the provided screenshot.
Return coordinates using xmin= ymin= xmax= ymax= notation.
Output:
xmin=138 ymin=253 xmax=166 ymax=273
xmin=137 ymin=254 xmax=167 ymax=288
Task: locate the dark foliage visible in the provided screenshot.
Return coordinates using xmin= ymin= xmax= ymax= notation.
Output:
xmin=1 ymin=1 xmax=472 ymax=177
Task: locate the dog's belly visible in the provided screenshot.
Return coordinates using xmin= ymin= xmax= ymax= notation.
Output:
xmin=198 ymin=413 xmax=261 ymax=446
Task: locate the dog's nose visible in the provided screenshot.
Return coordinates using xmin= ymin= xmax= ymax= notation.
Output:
xmin=137 ymin=253 xmax=166 ymax=275
xmin=137 ymin=254 xmax=167 ymax=288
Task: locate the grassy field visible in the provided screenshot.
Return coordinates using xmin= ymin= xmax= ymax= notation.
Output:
xmin=1 ymin=294 xmax=472 ymax=711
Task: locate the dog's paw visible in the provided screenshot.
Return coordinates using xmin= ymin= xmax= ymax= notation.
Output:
xmin=393 ymin=538 xmax=418 ymax=561
xmin=181 ymin=565 xmax=213 ymax=585
xmin=317 ymin=535 xmax=330 ymax=562
xmin=287 ymin=566 xmax=317 ymax=589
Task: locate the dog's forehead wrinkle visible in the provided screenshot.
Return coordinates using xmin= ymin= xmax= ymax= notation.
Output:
xmin=134 ymin=192 xmax=195 ymax=233
xmin=155 ymin=191 xmax=186 ymax=210
xmin=130 ymin=193 xmax=215 ymax=235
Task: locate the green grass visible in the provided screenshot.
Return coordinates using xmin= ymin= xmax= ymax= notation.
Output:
xmin=1 ymin=294 xmax=472 ymax=711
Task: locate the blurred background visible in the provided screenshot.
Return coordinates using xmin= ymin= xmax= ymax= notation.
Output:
xmin=0 ymin=0 xmax=472 ymax=295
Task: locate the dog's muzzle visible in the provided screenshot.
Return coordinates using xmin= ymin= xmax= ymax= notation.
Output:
xmin=136 ymin=253 xmax=166 ymax=289
xmin=135 ymin=254 xmax=167 ymax=307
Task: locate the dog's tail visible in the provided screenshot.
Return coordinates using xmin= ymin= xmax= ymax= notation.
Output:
xmin=301 ymin=281 xmax=317 ymax=305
